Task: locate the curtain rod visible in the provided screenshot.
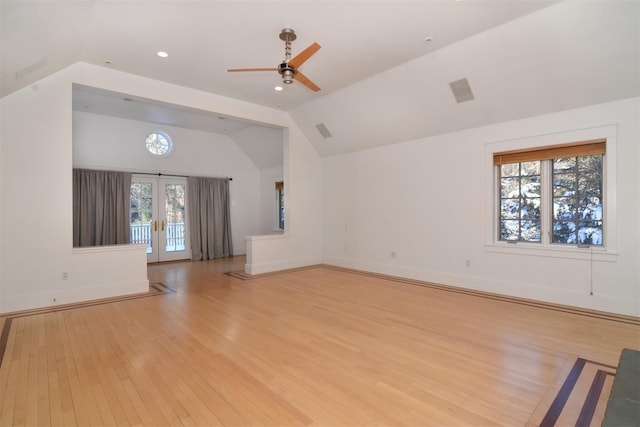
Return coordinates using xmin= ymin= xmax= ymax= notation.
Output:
xmin=135 ymin=172 xmax=232 ymax=181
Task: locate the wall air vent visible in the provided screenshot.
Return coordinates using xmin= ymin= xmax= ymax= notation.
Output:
xmin=315 ymin=123 xmax=332 ymax=139
xmin=449 ymin=78 xmax=475 ymax=103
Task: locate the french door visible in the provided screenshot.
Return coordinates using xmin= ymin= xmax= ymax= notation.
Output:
xmin=130 ymin=176 xmax=190 ymax=263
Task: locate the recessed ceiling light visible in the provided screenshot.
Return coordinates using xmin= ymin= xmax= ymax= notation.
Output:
xmin=275 ymin=86 xmax=284 ymax=91
xmin=157 ymin=51 xmax=169 ymax=58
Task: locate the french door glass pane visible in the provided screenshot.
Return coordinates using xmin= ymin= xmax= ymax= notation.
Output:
xmin=165 ymin=184 xmax=186 ymax=252
xmin=130 ymin=182 xmax=153 ymax=254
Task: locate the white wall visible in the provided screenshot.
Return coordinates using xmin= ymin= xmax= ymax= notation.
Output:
xmin=245 ymin=124 xmax=324 ymax=274
xmin=73 ymin=111 xmax=263 ymax=254
xmin=0 ymin=95 xmax=3 ymax=311
xmin=323 ymin=97 xmax=640 ymax=316
xmin=0 ymin=62 xmax=324 ymax=313
xmin=0 ymin=69 xmax=149 ymax=312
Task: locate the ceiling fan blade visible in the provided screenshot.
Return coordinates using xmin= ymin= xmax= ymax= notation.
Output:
xmin=294 ymin=71 xmax=321 ymax=92
xmin=288 ymin=42 xmax=321 ymax=69
xmin=227 ymin=68 xmax=278 ymax=72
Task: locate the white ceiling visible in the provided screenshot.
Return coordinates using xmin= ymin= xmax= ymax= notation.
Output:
xmin=2 ymin=0 xmax=638 ymax=158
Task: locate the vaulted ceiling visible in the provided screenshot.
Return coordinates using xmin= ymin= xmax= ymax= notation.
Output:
xmin=2 ymin=1 xmax=638 ymax=158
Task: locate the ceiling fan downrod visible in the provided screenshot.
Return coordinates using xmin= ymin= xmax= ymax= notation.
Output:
xmin=279 ymin=28 xmax=297 ymax=84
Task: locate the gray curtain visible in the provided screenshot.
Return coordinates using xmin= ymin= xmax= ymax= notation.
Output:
xmin=73 ymin=169 xmax=132 ymax=247
xmin=188 ymin=176 xmax=233 ymax=260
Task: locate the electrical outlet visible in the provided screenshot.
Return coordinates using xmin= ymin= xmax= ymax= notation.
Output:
xmin=62 ymin=272 xmax=68 ymax=280
xmin=391 ymin=251 xmax=397 ymax=258
xmin=465 ymin=259 xmax=471 ymax=267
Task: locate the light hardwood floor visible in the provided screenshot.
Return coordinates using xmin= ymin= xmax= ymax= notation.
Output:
xmin=0 ymin=256 xmax=638 ymax=426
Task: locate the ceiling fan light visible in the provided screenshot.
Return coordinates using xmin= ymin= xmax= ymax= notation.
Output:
xmin=282 ymin=69 xmax=295 ymax=84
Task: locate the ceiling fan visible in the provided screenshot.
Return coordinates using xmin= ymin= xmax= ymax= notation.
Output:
xmin=228 ymin=28 xmax=321 ymax=92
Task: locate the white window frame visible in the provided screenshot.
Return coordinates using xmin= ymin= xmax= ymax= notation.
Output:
xmin=274 ymin=181 xmax=285 ymax=232
xmin=484 ymin=125 xmax=618 ymax=262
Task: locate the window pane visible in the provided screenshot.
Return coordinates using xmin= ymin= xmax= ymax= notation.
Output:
xmin=521 ymin=220 xmax=541 ymax=241
xmin=521 ymin=198 xmax=540 ymax=220
xmin=130 ymin=182 xmax=153 ymax=254
xmin=501 ymin=163 xmax=519 ymax=177
xmin=501 ymin=177 xmax=519 ymax=198
xmin=553 ymin=221 xmax=577 ymax=244
xmin=554 ymin=197 xmax=576 ymax=220
xmin=500 ymin=220 xmax=520 ymax=240
xmin=521 ymin=176 xmax=540 ymax=197
xmin=578 ymin=155 xmax=602 ymax=175
xmin=501 ymin=199 xmax=520 ymax=219
xmin=553 ymin=157 xmax=576 ymax=172
xmin=578 ymin=155 xmax=602 ymax=197
xmin=578 ymin=221 xmax=602 ymax=245
xmin=165 ymin=184 xmax=185 ymax=252
xmin=578 ymin=197 xmax=602 ymax=220
xmin=553 ymin=173 xmax=576 ymax=197
xmin=521 ymin=161 xmax=540 ymax=176
xmin=146 ymin=132 xmax=173 ymax=156
xmin=278 ymin=188 xmax=285 ymax=229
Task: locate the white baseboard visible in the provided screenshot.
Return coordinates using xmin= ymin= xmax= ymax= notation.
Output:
xmin=322 ymin=256 xmax=638 ymax=317
xmin=1 ymin=279 xmax=149 ymax=314
xmin=245 ymin=256 xmax=322 ymax=275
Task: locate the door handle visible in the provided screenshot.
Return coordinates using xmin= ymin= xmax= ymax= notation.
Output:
xmin=161 ymin=220 xmax=165 ymax=232
xmin=154 ymin=220 xmax=158 ymax=231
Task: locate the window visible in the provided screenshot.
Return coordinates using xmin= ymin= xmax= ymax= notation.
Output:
xmin=275 ymin=181 xmax=284 ymax=230
xmin=145 ymin=131 xmax=173 ymax=156
xmin=495 ymin=139 xmax=605 ymax=246
xmin=551 ymin=155 xmax=603 ymax=245
xmin=499 ymin=161 xmax=541 ymax=242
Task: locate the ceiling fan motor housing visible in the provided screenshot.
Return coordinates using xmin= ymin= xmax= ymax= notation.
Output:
xmin=278 ymin=62 xmax=297 ymax=84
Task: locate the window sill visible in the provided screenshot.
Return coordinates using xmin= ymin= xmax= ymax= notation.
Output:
xmin=484 ymin=242 xmax=618 ymax=262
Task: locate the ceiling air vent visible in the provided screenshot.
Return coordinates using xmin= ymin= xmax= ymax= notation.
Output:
xmin=15 ymin=58 xmax=47 ymax=79
xmin=315 ymin=123 xmax=332 ymax=139
xmin=449 ymin=78 xmax=475 ymax=103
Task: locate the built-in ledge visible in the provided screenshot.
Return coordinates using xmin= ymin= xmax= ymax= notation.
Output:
xmin=72 ymin=243 xmax=148 ymax=254
xmin=245 ymin=233 xmax=288 ymax=242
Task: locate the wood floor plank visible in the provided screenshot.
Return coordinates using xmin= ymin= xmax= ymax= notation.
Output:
xmin=0 ymin=257 xmax=638 ymax=426
xmin=12 ymin=317 xmax=31 ymax=426
xmin=44 ymin=314 xmax=64 ymax=427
